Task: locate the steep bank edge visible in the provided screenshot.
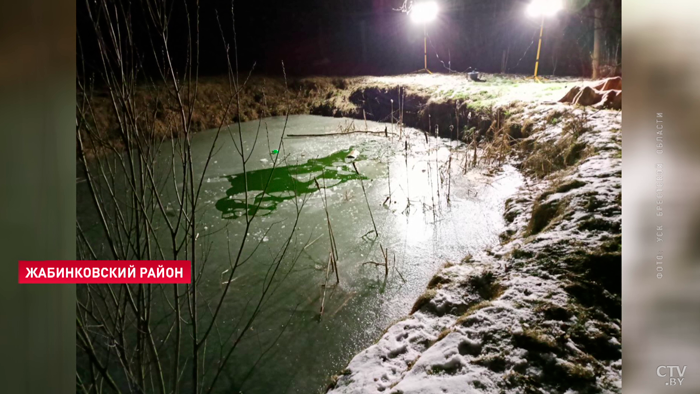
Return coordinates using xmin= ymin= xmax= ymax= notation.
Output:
xmin=81 ymin=74 xmax=573 ymax=155
xmin=327 ymin=104 xmax=622 ymax=394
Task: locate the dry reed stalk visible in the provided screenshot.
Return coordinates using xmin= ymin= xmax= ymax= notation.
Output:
xmin=363 ymin=108 xmax=368 ymax=130
xmin=319 ymin=251 xmax=333 ymax=315
xmin=434 ymin=125 xmax=441 ymax=203
xmin=447 ymin=155 xmax=452 ymax=203
xmin=385 ymin=157 xmax=392 ymax=206
xmin=352 ymin=162 xmax=378 ymax=237
xmin=362 ymin=243 xmax=390 ymax=279
xmin=391 ymin=99 xmax=394 ymax=134
xmin=314 ymin=177 xmax=339 ymax=284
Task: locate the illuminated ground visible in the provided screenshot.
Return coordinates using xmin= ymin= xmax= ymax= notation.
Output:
xmin=350 ymin=73 xmax=582 ymax=108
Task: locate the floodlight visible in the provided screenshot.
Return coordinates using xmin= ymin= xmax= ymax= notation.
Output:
xmin=410 ymin=2 xmax=439 ymax=24
xmin=526 ymin=0 xmax=564 ymax=81
xmin=527 ymin=0 xmax=563 ymax=18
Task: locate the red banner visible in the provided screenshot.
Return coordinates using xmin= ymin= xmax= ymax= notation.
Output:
xmin=18 ymin=260 xmax=191 ymax=284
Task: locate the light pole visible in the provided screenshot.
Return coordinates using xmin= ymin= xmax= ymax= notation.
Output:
xmin=526 ymin=0 xmax=563 ymax=81
xmin=409 ymin=1 xmax=439 ymax=73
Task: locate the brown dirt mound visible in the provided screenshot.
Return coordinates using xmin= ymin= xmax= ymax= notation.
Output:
xmin=559 ymin=77 xmax=621 ymax=110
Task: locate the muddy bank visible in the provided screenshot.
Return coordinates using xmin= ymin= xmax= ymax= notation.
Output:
xmin=80 ymin=73 xmax=578 ymax=155
xmin=327 ymin=105 xmax=621 ymax=394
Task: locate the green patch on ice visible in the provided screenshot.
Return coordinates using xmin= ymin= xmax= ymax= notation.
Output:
xmin=216 ymin=149 xmax=367 ymax=219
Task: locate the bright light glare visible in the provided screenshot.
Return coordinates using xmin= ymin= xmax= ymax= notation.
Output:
xmin=410 ymin=2 xmax=439 ymax=24
xmin=526 ymin=0 xmax=563 ymax=17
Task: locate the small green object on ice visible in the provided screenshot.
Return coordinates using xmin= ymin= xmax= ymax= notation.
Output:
xmin=272 ymin=149 xmax=279 ymax=155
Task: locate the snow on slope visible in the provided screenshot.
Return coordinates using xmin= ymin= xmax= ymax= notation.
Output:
xmin=329 ymin=105 xmax=622 ymax=394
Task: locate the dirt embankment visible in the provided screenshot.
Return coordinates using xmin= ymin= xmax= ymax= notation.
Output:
xmin=80 ymin=76 xmax=349 ymax=153
xmin=80 ymin=73 xmax=579 ymax=154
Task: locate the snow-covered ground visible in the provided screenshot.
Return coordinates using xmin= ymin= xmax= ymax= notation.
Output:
xmin=328 ymin=104 xmax=622 ymax=394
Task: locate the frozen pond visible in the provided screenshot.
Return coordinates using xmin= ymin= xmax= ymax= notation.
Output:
xmin=77 ymin=115 xmax=523 ymax=393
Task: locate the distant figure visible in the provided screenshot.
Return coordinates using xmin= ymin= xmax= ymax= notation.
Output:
xmin=466 ymin=67 xmax=484 ymax=82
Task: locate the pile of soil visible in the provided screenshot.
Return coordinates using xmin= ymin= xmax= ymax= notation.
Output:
xmin=559 ymin=77 xmax=622 ymax=110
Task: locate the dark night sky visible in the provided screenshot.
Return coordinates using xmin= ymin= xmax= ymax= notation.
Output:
xmin=78 ymin=0 xmax=621 ymax=78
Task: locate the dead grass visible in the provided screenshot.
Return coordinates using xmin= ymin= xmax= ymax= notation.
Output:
xmin=518 ymin=108 xmax=596 ymax=178
xmin=527 ymin=199 xmax=562 ymax=236
xmin=467 ymin=270 xmax=505 ymax=301
xmin=512 ymin=328 xmax=559 ymax=353
xmin=410 ymin=288 xmax=438 ymax=314
xmin=520 ymin=135 xmax=590 ymax=178
xmin=455 ymin=301 xmax=493 ymax=325
xmin=83 ymin=73 xmax=581 ymax=157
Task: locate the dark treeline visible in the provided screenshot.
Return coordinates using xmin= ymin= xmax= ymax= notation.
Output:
xmin=77 ymin=0 xmax=621 ymax=78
